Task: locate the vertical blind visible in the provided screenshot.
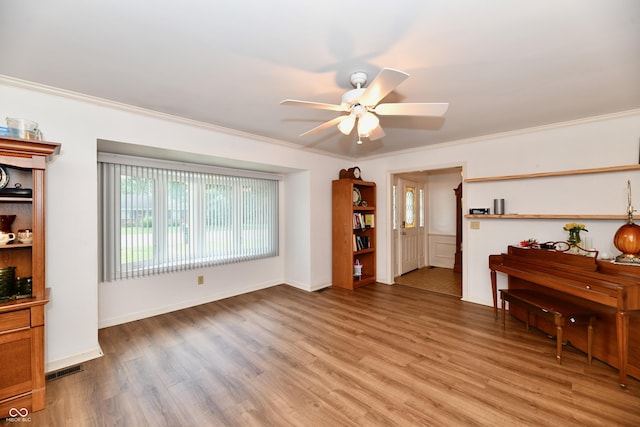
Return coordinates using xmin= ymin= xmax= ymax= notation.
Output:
xmin=98 ymin=160 xmax=279 ymax=282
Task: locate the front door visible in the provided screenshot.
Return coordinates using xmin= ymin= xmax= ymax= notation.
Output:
xmin=400 ymin=181 xmax=419 ymax=274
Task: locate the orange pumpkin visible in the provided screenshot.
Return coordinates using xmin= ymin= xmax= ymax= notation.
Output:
xmin=613 ymin=222 xmax=640 ymax=255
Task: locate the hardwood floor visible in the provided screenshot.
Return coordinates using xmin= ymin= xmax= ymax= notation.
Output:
xmin=31 ymin=284 xmax=640 ymax=426
xmin=394 ymin=266 xmax=462 ymax=297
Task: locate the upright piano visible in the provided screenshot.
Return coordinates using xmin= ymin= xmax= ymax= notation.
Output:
xmin=489 ymin=245 xmax=640 ymax=387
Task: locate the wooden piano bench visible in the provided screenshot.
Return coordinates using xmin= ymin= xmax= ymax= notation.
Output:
xmin=500 ymin=289 xmax=596 ymax=365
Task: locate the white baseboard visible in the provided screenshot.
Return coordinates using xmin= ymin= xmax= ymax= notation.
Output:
xmin=98 ymin=280 xmax=282 ymax=328
xmin=308 ymin=282 xmax=331 ymax=292
xmin=284 ymin=279 xmax=311 ymax=291
xmin=50 ymin=281 xmax=340 ymax=372
xmin=46 ymin=347 xmax=104 ymax=373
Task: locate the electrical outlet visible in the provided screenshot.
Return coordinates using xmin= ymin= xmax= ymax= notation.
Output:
xmin=470 ymin=221 xmax=480 ymax=230
xmin=197 ymin=275 xmax=204 ymax=285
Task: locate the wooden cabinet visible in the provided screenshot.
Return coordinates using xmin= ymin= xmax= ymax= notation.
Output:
xmin=332 ymin=179 xmax=376 ymax=289
xmin=453 ymin=183 xmax=462 ymax=273
xmin=0 ymin=137 xmax=60 ymax=417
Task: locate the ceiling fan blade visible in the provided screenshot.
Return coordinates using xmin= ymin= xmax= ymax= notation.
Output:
xmin=357 ymin=68 xmax=409 ymax=107
xmin=299 ymin=116 xmax=345 ymax=137
xmin=373 ymin=102 xmax=449 ymax=117
xmin=368 ymin=125 xmax=386 ymax=141
xmin=281 ymin=99 xmax=345 ymax=112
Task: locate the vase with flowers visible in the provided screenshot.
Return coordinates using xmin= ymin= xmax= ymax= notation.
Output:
xmin=563 ymin=222 xmax=588 ymax=246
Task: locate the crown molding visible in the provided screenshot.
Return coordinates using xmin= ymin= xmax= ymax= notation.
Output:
xmin=0 ymin=74 xmax=313 ymax=153
xmin=362 ymin=108 xmax=640 ymax=161
xmin=3 ymin=74 xmax=637 ymax=163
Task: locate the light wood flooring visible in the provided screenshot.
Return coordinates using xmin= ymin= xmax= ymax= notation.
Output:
xmin=31 ymin=284 xmax=640 ymax=426
xmin=394 ymin=266 xmax=462 ymax=297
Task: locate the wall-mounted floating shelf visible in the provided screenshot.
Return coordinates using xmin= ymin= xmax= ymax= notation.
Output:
xmin=464 ymin=164 xmax=640 ymax=183
xmin=464 ymin=163 xmax=639 ymax=220
xmin=465 ymin=214 xmax=628 ymax=220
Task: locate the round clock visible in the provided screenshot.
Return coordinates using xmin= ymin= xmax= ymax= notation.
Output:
xmin=338 ymin=166 xmax=363 ymax=180
xmin=0 ymin=166 xmax=8 ymax=190
xmin=353 ymin=167 xmax=361 ymax=180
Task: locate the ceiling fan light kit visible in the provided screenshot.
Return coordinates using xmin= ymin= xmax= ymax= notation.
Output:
xmin=281 ymin=68 xmax=449 ymax=144
xmin=357 ymin=112 xmax=379 ymax=137
xmin=337 ymin=114 xmax=355 ymax=135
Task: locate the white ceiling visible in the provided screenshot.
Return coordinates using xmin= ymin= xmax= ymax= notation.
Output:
xmin=1 ymin=0 xmax=639 ymax=159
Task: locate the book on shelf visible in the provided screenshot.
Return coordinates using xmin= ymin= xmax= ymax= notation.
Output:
xmin=364 ymin=214 xmax=375 ymax=228
xmin=353 ymin=213 xmax=366 ymax=230
xmin=354 ymin=235 xmax=370 ymax=251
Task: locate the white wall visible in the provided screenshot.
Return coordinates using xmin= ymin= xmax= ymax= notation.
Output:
xmin=3 ymin=78 xmax=639 ymax=372
xmin=284 ymin=171 xmax=312 ymax=289
xmin=428 ymin=172 xmax=460 ymax=235
xmin=423 ymin=172 xmax=461 ymax=268
xmin=427 ymin=171 xmax=461 ymax=268
xmin=362 ymin=111 xmax=640 ymax=307
xmin=0 ymin=81 xmax=339 ymax=372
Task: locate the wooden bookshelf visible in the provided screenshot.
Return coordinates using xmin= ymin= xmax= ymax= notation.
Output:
xmin=332 ymin=179 xmax=376 ymax=290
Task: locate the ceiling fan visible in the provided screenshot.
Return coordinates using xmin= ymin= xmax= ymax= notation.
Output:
xmin=281 ymin=68 xmax=449 ymax=144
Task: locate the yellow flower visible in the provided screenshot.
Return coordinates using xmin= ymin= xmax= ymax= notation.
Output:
xmin=563 ymin=223 xmax=588 ymax=232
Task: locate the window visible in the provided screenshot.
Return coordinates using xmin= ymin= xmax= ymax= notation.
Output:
xmin=98 ymin=157 xmax=279 ymax=281
xmin=419 ymin=188 xmax=424 ymax=227
xmin=392 ymin=184 xmax=397 ymax=230
xmin=404 ymin=186 xmax=415 ymax=228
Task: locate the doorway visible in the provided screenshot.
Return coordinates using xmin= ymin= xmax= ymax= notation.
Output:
xmin=399 ymin=180 xmax=419 ymax=275
xmin=392 ymin=167 xmax=462 ymax=297
xmin=394 ymin=266 xmax=461 ymax=297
